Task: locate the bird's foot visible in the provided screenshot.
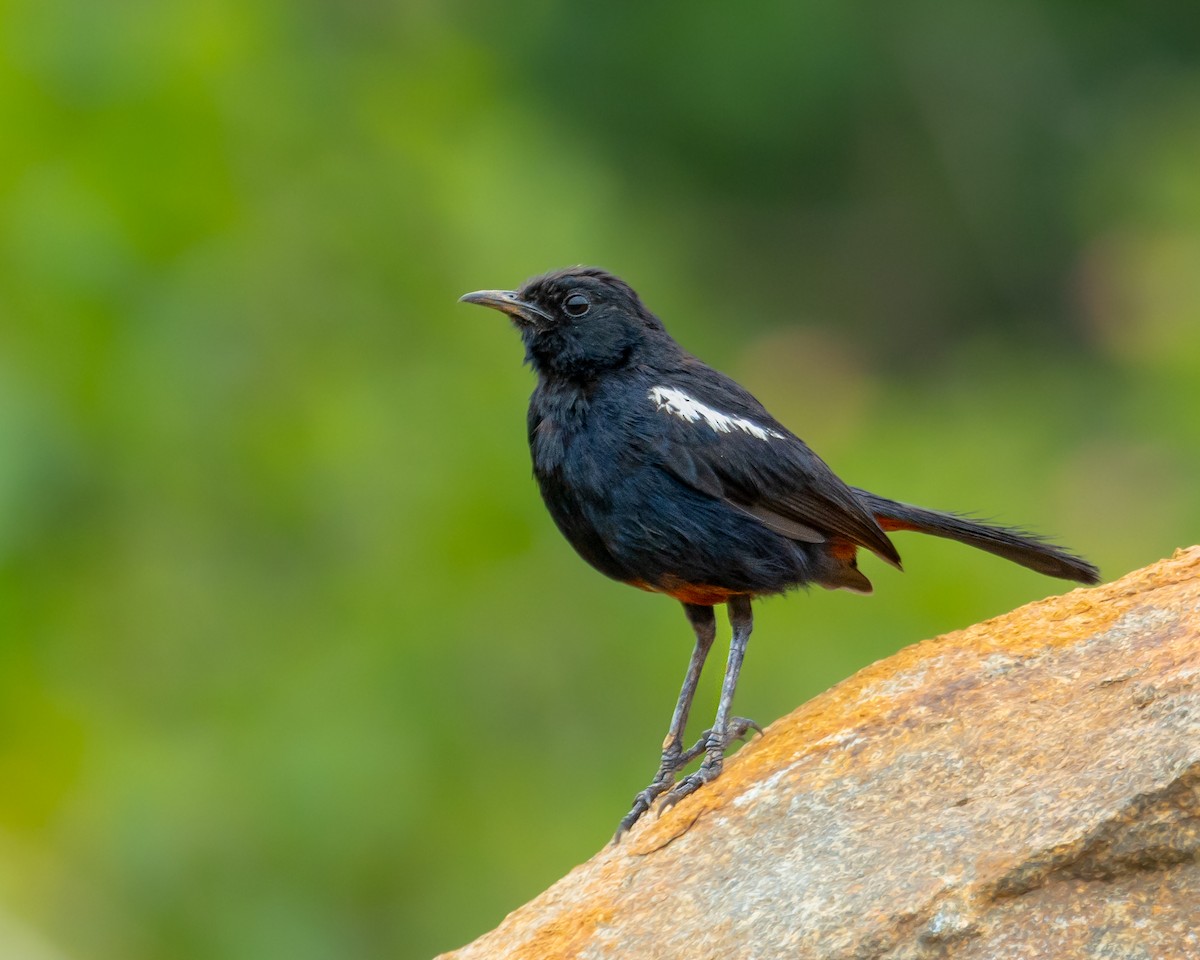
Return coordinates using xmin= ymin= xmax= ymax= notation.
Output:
xmin=613 ymin=717 xmax=762 ymax=840
xmin=659 ymin=716 xmax=761 ymax=814
xmin=614 ymin=743 xmax=692 ymax=840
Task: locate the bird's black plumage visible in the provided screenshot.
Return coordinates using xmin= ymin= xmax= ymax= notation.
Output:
xmin=460 ymin=267 xmax=1100 ymax=836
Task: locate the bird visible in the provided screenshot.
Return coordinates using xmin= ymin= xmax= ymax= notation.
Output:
xmin=459 ymin=267 xmax=1100 ymax=838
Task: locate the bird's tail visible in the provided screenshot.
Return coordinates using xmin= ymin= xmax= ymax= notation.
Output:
xmin=853 ymin=489 xmax=1100 ymax=585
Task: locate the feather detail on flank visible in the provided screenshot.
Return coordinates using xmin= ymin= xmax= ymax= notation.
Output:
xmin=649 ymin=386 xmax=785 ymax=442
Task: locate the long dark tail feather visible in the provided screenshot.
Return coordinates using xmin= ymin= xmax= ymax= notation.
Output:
xmin=852 ymin=488 xmax=1100 ymax=585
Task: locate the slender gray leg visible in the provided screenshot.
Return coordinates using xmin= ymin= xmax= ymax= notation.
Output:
xmin=662 ymin=594 xmax=757 ymax=810
xmin=614 ymin=603 xmax=715 ymax=839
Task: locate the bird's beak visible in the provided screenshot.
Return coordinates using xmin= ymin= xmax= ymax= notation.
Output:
xmin=458 ymin=289 xmax=550 ymax=326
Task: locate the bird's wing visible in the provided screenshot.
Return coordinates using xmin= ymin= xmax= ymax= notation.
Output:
xmin=640 ymin=374 xmax=901 ymax=568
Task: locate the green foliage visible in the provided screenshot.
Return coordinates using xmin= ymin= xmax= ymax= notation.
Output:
xmin=1 ymin=2 xmax=1198 ymax=958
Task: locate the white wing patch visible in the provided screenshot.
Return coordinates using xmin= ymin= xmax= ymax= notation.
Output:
xmin=649 ymin=386 xmax=785 ymax=442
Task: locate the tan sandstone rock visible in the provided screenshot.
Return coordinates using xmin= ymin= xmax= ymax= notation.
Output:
xmin=440 ymin=547 xmax=1200 ymax=960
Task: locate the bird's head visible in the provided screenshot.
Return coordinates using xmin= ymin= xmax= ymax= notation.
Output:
xmin=460 ymin=267 xmax=668 ymax=379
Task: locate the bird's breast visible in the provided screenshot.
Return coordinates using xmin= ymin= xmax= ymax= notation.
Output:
xmin=529 ymin=402 xmax=621 ymax=505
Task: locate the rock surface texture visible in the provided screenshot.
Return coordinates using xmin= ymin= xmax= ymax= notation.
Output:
xmin=440 ymin=547 xmax=1200 ymax=960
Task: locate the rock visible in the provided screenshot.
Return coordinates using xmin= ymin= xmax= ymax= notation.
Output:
xmin=438 ymin=547 xmax=1200 ymax=960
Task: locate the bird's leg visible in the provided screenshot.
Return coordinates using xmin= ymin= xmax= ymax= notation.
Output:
xmin=614 ymin=603 xmax=715 ymax=839
xmin=662 ymin=594 xmax=756 ymax=811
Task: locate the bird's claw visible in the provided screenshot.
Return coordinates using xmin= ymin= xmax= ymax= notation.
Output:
xmin=613 ymin=717 xmax=762 ymax=839
xmin=730 ymin=715 xmax=764 ymax=740
xmin=614 ymin=796 xmax=652 ymax=840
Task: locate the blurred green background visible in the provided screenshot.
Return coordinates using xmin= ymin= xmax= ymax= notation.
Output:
xmin=2 ymin=1 xmax=1199 ymax=957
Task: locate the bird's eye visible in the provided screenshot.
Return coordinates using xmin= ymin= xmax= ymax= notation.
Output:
xmin=563 ymin=293 xmax=591 ymax=317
